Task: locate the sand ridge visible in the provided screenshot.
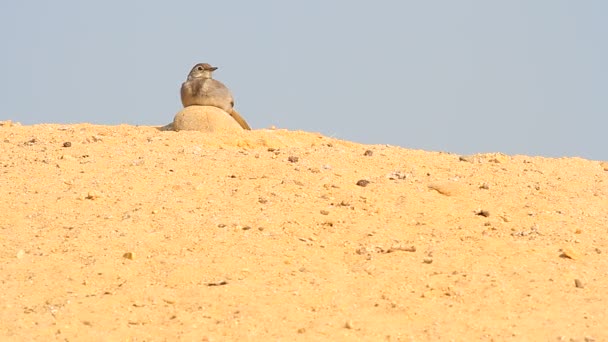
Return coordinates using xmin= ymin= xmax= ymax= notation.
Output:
xmin=1 ymin=122 xmax=607 ymax=340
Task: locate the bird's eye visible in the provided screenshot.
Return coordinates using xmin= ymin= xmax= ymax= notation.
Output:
xmin=197 ymin=66 xmax=203 ymax=71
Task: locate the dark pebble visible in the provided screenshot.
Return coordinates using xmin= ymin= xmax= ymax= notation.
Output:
xmin=288 ymin=156 xmax=299 ymax=163
xmin=363 ymin=150 xmax=373 ymax=156
xmin=356 ymin=179 xmax=370 ymax=187
xmin=476 ymin=210 xmax=490 ymax=217
xmin=63 ymin=142 xmax=72 ymax=147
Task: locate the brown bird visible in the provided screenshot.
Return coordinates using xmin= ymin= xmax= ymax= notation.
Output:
xmin=180 ymin=63 xmax=251 ymax=130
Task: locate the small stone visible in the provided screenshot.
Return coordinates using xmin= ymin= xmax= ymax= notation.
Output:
xmin=62 ymin=141 xmax=72 ymax=147
xmin=560 ymin=247 xmax=578 ymax=260
xmin=600 ymin=162 xmax=608 ymax=171
xmin=423 ymin=257 xmax=433 ymax=264
xmin=386 ymin=245 xmax=416 ymax=253
xmin=479 ymin=183 xmax=490 ymax=189
xmin=356 ymin=179 xmax=370 ymax=187
xmin=387 ymin=171 xmax=408 ymax=180
xmin=16 ymin=250 xmax=26 ymax=259
xmin=363 ymin=150 xmax=373 ymax=156
xmin=297 ymin=328 xmax=306 ymax=334
xmin=207 ymin=280 xmax=228 ymax=287
xmin=574 ymin=279 xmax=584 ymax=288
xmin=288 ymin=156 xmax=299 ymax=163
xmin=123 ymin=252 xmax=135 ymax=260
xmin=344 ymin=320 xmax=354 ymax=329
xmin=86 ymin=191 xmax=100 ymax=200
xmin=320 ymin=210 xmax=329 ymax=215
xmin=458 ymin=155 xmax=474 ymax=163
xmin=428 ymin=182 xmax=460 ymax=196
xmin=475 ymin=209 xmax=490 ymax=217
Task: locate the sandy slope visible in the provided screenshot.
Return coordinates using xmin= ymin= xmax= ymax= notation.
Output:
xmin=1 ymin=121 xmax=607 ymax=341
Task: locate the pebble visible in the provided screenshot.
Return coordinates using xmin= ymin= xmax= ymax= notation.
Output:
xmin=386 ymin=244 xmax=416 ymax=253
xmin=428 ymin=182 xmax=459 ymax=196
xmin=122 ymin=252 xmax=135 ymax=260
xmin=356 ymin=179 xmax=370 ymax=187
xmin=475 ymin=209 xmax=490 ymax=217
xmin=86 ymin=191 xmax=100 ymax=200
xmin=387 ymin=171 xmax=408 ymax=180
xmin=363 ymin=150 xmax=373 ymax=156
xmin=16 ymin=250 xmax=26 ymax=259
xmin=458 ymin=155 xmax=475 ymax=163
xmin=288 ymin=156 xmax=299 ymax=163
xmin=574 ymin=279 xmax=584 ymax=288
xmin=600 ymin=162 xmax=608 ymax=171
xmin=560 ymin=247 xmax=578 ymax=260
xmin=320 ymin=210 xmax=329 ymax=215
xmin=344 ymin=320 xmax=354 ymax=329
xmin=62 ymin=142 xmax=72 ymax=147
xmin=423 ymin=257 xmax=433 ymax=264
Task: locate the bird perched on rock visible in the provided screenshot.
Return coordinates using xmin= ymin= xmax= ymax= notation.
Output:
xmin=180 ymin=63 xmax=251 ymax=130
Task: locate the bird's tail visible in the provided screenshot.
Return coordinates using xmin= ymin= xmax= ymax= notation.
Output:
xmin=228 ymin=109 xmax=251 ymax=130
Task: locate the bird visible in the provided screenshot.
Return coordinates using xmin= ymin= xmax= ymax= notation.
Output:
xmin=180 ymin=63 xmax=251 ymax=130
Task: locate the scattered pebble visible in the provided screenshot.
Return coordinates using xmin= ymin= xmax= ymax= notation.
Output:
xmin=574 ymin=279 xmax=584 ymax=288
xmin=62 ymin=141 xmax=72 ymax=147
xmin=86 ymin=191 xmax=100 ymax=200
xmin=423 ymin=257 xmax=433 ymax=264
xmin=16 ymin=250 xmax=26 ymax=259
xmin=458 ymin=155 xmax=475 ymax=163
xmin=600 ymin=162 xmax=608 ymax=171
xmin=288 ymin=156 xmax=299 ymax=163
xmin=123 ymin=252 xmax=135 ymax=260
xmin=207 ymin=280 xmax=228 ymax=287
xmin=560 ymin=248 xmax=578 ymax=260
xmin=320 ymin=210 xmax=329 ymax=215
xmin=387 ymin=171 xmax=408 ymax=180
xmin=345 ymin=320 xmax=354 ymax=329
xmin=363 ymin=150 xmax=373 ymax=156
xmin=479 ymin=183 xmax=490 ymax=189
xmin=356 ymin=179 xmax=370 ymax=187
xmin=428 ymin=182 xmax=459 ymax=196
xmin=386 ymin=244 xmax=416 ymax=253
xmin=475 ymin=209 xmax=490 ymax=217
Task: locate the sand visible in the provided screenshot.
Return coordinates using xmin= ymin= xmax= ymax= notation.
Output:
xmin=1 ymin=121 xmax=607 ymax=341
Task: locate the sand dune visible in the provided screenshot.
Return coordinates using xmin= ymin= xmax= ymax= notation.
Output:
xmin=1 ymin=121 xmax=606 ymax=340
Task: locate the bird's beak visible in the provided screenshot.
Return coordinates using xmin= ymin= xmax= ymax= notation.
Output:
xmin=209 ymin=66 xmax=218 ymax=71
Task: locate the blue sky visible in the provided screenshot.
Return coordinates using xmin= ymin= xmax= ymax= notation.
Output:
xmin=1 ymin=1 xmax=606 ymax=160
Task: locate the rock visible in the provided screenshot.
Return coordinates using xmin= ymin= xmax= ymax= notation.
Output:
xmin=172 ymin=106 xmax=244 ymax=133
xmin=123 ymin=252 xmax=135 ymax=260
xmin=428 ymin=182 xmax=460 ymax=196
xmin=560 ymin=247 xmax=578 ymax=260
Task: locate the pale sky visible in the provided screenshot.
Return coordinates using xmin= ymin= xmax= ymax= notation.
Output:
xmin=1 ymin=1 xmax=606 ymax=160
